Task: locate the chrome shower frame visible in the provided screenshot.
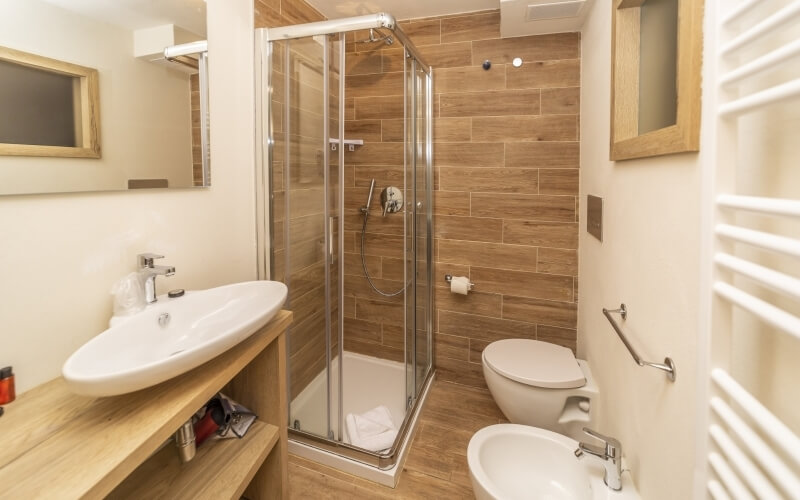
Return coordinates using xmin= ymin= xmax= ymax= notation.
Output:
xmin=254 ymin=13 xmax=434 ymax=470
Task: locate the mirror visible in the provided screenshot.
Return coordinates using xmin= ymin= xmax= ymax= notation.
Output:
xmin=0 ymin=0 xmax=209 ymax=195
xmin=609 ymin=0 xmax=703 ymax=161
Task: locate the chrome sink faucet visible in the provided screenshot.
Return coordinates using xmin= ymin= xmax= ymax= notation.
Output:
xmin=574 ymin=427 xmax=622 ymax=491
xmin=138 ymin=253 xmax=175 ymax=304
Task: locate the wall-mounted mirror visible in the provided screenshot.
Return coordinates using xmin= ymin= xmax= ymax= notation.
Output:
xmin=0 ymin=0 xmax=209 ymax=195
xmin=609 ymin=0 xmax=703 ymax=161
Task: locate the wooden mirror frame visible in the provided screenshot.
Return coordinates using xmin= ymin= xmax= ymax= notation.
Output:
xmin=0 ymin=46 xmax=101 ymax=158
xmin=609 ymin=0 xmax=704 ymax=161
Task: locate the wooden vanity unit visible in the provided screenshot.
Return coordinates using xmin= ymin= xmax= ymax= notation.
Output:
xmin=0 ymin=310 xmax=292 ymax=499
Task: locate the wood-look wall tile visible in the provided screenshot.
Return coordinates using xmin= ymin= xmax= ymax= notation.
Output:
xmin=472 ymin=33 xmax=580 ymax=65
xmin=346 ymin=72 xmax=404 ymax=98
xmin=502 ymin=295 xmax=577 ymax=328
xmin=470 ymin=266 xmax=574 ymax=301
xmin=345 ymin=275 xmax=405 ymax=303
xmin=343 ymin=295 xmax=356 ymax=319
xmin=468 ymin=338 xmax=490 ymax=364
xmin=382 ymin=324 xmax=404 ymax=350
xmin=537 ymin=247 xmax=578 ymax=276
xmin=354 ymin=95 xmax=404 ymax=119
xmin=506 ymin=59 xmax=580 ymax=89
xmin=380 ymin=257 xmax=405 ymax=281
xmin=343 ymin=212 xmax=404 ymax=235
xmin=346 ymin=338 xmax=404 ymax=363
xmin=357 ymin=232 xmax=405 ymax=259
xmin=502 ymin=221 xmax=578 ymax=248
xmin=573 ymin=277 xmax=578 ymax=302
xmin=541 ymin=87 xmax=580 ymax=115
xmin=434 ymin=143 xmax=504 ymax=167
xmin=472 ymin=115 xmax=577 ymax=142
xmin=436 ymin=333 xmax=470 ymax=361
xmin=434 ymin=118 xmax=471 ymax=142
xmin=471 ymin=193 xmax=576 ymax=221
xmin=399 ymin=19 xmax=442 ymax=46
xmin=434 ymin=66 xmax=506 ymax=93
xmin=438 ymin=310 xmax=536 ymax=342
xmin=539 ymin=169 xmax=579 ymax=195
xmin=345 ymin=52 xmax=383 ymax=75
xmin=418 ymin=43 xmax=473 ymax=68
xmin=505 ymin=142 xmax=579 ymax=168
xmin=288 ymin=261 xmax=325 ymax=298
xmin=438 ymin=240 xmax=539 ymax=272
xmin=434 ymin=215 xmax=503 ymax=242
xmin=344 ymin=252 xmax=381 ymax=277
xmin=345 ymin=120 xmax=382 ymax=142
xmin=435 ymin=288 xmax=502 ymax=318
xmin=345 ymin=97 xmax=355 ymax=120
xmin=356 ymin=297 xmax=405 ymax=325
xmin=441 ymin=11 xmax=500 ymax=43
xmin=380 ymin=50 xmax=405 ymax=73
xmin=353 ymin=165 xmax=405 ymax=187
xmin=381 ymin=119 xmax=404 ymax=142
xmin=344 ymin=317 xmax=383 ymax=344
xmin=440 ymin=89 xmax=540 ymax=117
xmin=345 ymin=143 xmax=404 ymax=164
xmin=435 ymin=191 xmax=471 ymax=216
xmin=434 ymin=354 xmax=488 ymax=389
xmin=254 ymin=0 xmax=283 ymax=28
xmin=281 ymin=0 xmax=325 ymax=23
xmin=440 ymin=168 xmax=539 ymax=194
xmin=538 ymin=325 xmax=577 ymax=352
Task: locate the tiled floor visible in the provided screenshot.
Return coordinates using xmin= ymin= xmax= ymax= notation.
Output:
xmin=288 ymin=379 xmax=507 ymax=499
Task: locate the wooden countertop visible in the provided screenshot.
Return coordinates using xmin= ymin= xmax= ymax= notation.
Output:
xmin=0 ymin=310 xmax=292 ymax=499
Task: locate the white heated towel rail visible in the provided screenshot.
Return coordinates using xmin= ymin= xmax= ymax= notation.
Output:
xmin=702 ymin=0 xmax=800 ymax=498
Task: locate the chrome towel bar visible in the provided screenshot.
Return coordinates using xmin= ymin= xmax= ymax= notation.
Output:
xmin=602 ymin=304 xmax=676 ymax=382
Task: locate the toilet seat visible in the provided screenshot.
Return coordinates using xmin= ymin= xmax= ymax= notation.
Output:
xmin=483 ymin=339 xmax=586 ymax=389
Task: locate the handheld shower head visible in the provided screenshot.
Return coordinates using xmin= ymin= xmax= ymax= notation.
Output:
xmin=365 ymin=179 xmax=376 ymax=213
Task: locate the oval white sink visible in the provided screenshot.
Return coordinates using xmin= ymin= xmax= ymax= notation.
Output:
xmin=63 ymin=280 xmax=287 ymax=397
xmin=468 ymin=424 xmax=639 ymax=500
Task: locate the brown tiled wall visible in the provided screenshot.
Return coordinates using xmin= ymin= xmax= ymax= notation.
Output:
xmin=255 ymin=0 xmax=328 ymax=400
xmin=343 ymin=10 xmax=581 ymax=389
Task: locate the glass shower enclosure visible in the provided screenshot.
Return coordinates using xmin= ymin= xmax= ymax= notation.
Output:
xmin=255 ymin=14 xmax=433 ymax=469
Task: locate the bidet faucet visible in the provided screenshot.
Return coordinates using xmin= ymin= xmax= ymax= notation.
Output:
xmin=574 ymin=427 xmax=623 ymax=491
xmin=137 ymin=253 xmax=175 ymax=304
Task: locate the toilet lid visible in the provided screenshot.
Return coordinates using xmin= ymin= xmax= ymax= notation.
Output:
xmin=483 ymin=339 xmax=586 ymax=389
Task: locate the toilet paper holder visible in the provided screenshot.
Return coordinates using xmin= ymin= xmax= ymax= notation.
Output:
xmin=444 ymin=274 xmax=475 ymax=290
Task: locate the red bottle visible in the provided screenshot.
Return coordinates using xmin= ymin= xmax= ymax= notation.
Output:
xmin=0 ymin=366 xmax=15 ymax=405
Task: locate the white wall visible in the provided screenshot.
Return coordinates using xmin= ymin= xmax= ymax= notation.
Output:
xmin=0 ymin=0 xmax=255 ymax=393
xmin=578 ymin=1 xmax=702 ymax=498
xmin=0 ymin=0 xmax=194 ymax=193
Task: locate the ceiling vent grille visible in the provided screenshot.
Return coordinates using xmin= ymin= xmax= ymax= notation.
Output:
xmin=526 ymin=0 xmax=586 ymax=21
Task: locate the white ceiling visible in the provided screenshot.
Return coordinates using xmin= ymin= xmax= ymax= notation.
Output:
xmin=43 ymin=0 xmax=207 ymax=36
xmin=305 ymin=0 xmax=499 ymax=21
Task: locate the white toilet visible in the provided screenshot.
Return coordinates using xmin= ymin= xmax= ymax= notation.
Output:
xmin=482 ymin=338 xmax=598 ymax=441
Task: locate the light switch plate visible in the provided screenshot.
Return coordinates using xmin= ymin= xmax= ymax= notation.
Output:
xmin=587 ymin=194 xmax=603 ymax=242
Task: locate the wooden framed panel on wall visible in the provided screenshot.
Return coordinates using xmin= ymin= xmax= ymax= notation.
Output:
xmin=609 ymin=0 xmax=703 ymax=161
xmin=0 ymin=45 xmax=101 ymax=158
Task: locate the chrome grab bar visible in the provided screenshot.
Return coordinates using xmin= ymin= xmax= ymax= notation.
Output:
xmin=602 ymin=304 xmax=676 ymax=382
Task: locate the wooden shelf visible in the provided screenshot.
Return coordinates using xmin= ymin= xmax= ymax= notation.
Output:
xmin=0 ymin=310 xmax=291 ymax=499
xmin=109 ymin=421 xmax=279 ymax=499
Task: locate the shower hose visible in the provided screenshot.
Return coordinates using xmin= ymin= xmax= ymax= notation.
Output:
xmin=360 ymin=211 xmax=407 ymax=297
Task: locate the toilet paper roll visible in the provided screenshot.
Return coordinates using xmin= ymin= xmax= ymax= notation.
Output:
xmin=450 ymin=276 xmax=470 ymax=295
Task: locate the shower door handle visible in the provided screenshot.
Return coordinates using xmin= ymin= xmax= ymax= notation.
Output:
xmin=328 ymin=216 xmax=337 ymax=259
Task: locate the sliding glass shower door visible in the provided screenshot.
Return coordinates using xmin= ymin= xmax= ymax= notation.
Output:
xmin=257 ymin=17 xmax=433 ymax=468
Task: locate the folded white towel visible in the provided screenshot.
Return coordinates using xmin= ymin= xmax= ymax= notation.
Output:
xmin=345 ymin=405 xmax=398 ymax=452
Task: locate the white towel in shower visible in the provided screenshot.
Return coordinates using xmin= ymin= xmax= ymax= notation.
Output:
xmin=345 ymin=405 xmax=398 ymax=452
